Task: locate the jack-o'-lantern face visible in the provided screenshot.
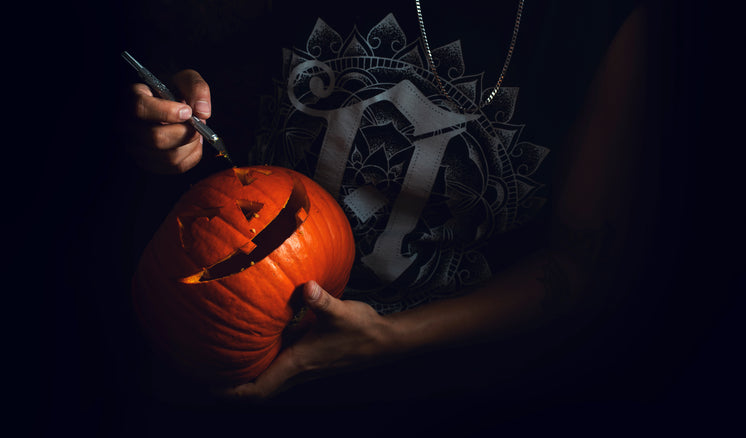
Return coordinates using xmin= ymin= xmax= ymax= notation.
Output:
xmin=131 ymin=166 xmax=355 ymax=386
xmin=176 ymin=167 xmax=311 ymax=283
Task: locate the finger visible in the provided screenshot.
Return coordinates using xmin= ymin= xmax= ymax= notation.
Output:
xmin=303 ymin=281 xmax=343 ymax=317
xmin=130 ymin=137 xmax=203 ymax=175
xmin=132 ymin=83 xmax=193 ymax=123
xmin=143 ymin=120 xmax=199 ymax=150
xmin=162 ymin=139 xmax=204 ymax=173
xmin=172 ymin=69 xmax=212 ymax=120
xmin=216 ymin=382 xmax=262 ymax=403
xmin=226 ymin=348 xmax=305 ymax=401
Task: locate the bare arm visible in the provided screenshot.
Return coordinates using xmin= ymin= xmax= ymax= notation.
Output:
xmin=390 ymin=2 xmax=649 ymax=352
xmin=226 ymin=4 xmax=650 ymax=400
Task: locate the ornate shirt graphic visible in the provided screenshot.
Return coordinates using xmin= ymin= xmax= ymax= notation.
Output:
xmin=252 ymin=13 xmax=549 ymax=314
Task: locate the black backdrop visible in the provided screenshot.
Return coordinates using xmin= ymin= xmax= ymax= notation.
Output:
xmin=15 ymin=0 xmax=744 ymax=435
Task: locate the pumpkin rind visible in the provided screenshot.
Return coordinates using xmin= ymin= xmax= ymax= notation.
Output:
xmin=132 ymin=166 xmax=355 ymax=385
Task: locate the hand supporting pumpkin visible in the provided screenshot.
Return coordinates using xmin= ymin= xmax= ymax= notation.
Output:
xmin=220 ymin=244 xmax=557 ymax=402
xmin=122 ymin=69 xmax=212 ymax=174
xmin=221 ymin=281 xmax=399 ymax=400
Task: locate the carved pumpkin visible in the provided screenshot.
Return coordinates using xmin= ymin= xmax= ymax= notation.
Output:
xmin=132 ymin=166 xmax=355 ymax=386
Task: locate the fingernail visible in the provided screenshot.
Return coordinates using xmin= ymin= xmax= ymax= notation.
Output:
xmin=194 ymin=100 xmax=210 ymax=116
xmin=178 ymin=107 xmax=192 ymax=120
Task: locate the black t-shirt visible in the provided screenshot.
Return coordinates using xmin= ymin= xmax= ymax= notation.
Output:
xmin=124 ymin=0 xmax=636 ymax=314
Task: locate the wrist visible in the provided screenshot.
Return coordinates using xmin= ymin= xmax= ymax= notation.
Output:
xmin=377 ymin=314 xmax=407 ymax=356
xmin=379 ymin=308 xmax=436 ymax=357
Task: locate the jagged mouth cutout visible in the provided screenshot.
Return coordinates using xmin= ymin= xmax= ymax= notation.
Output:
xmin=179 ymin=171 xmax=310 ymax=283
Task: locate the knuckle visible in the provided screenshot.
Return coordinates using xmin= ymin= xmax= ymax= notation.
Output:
xmin=286 ymin=346 xmax=311 ymax=374
xmin=175 ymin=69 xmax=211 ymax=98
xmin=150 ymin=127 xmax=171 ymax=149
xmin=190 ymin=76 xmax=210 ymax=94
xmin=134 ymin=95 xmax=171 ymax=123
xmin=150 ymin=124 xmax=196 ymax=150
xmin=130 ymin=84 xmax=154 ymax=117
xmin=133 ymin=95 xmax=150 ymax=120
xmin=132 ymin=90 xmax=186 ymax=123
xmin=231 ymin=385 xmax=262 ymax=402
xmin=173 ymin=144 xmax=203 ymax=172
xmin=314 ymin=292 xmax=331 ymax=313
xmin=130 ymin=83 xmax=152 ymax=98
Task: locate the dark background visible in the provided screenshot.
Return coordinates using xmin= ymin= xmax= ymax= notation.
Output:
xmin=13 ymin=0 xmax=743 ymax=435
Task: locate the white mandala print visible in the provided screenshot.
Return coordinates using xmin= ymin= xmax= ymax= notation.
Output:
xmin=253 ymin=14 xmax=549 ymax=314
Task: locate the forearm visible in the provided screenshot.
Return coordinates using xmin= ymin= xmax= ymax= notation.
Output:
xmin=384 ymin=4 xmax=647 ymax=358
xmin=384 ymin=249 xmax=567 ymax=355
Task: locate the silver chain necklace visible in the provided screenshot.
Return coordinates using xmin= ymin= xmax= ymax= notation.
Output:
xmin=415 ymin=0 xmax=525 ymax=113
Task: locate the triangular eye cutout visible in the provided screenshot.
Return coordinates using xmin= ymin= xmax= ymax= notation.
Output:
xmin=236 ymin=200 xmax=264 ymax=221
xmin=179 ymin=176 xmax=311 ymax=283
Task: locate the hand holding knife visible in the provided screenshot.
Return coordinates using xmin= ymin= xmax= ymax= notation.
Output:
xmin=121 ymin=51 xmax=234 ymax=166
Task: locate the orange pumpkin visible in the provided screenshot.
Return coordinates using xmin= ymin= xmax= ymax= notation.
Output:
xmin=132 ymin=166 xmax=355 ymax=386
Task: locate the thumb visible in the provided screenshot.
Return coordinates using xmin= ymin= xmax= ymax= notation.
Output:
xmin=172 ymin=69 xmax=212 ymax=120
xmin=303 ymin=281 xmax=342 ymax=318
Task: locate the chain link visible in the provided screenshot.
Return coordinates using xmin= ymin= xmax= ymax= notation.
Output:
xmin=415 ymin=0 xmax=525 ymax=113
